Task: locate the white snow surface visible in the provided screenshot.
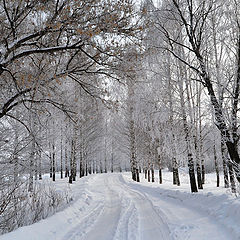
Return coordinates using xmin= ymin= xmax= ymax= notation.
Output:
xmin=0 ymin=171 xmax=239 ymax=240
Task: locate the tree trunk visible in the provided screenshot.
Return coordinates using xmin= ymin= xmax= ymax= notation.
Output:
xmin=69 ymin=140 xmax=74 ymax=184
xmin=136 ymin=168 xmax=140 ymax=182
xmin=194 ymin=136 xmax=203 ymax=189
xmin=147 ymin=169 xmax=150 ymax=182
xmin=28 ymin=137 xmax=35 ymax=192
xmin=80 ymin=157 xmax=83 ymax=177
xmin=49 ymin=151 xmax=52 ymax=178
xmin=205 ymin=78 xmax=240 ymax=182
xmin=93 ymin=160 xmax=96 ymax=174
xmin=172 ymin=158 xmax=180 ymax=186
xmin=104 ymin=138 xmax=107 ymax=173
xmin=111 ymin=140 xmax=114 ymax=173
xmin=178 ymin=59 xmax=198 ymax=193
xmin=100 ymin=160 xmax=103 ymax=173
xmin=228 ymin=162 xmax=236 ymax=193
xmin=159 ymin=169 xmax=162 ymax=184
xmin=85 ymin=159 xmax=88 ymax=176
xmin=221 ymin=139 xmax=230 ymax=188
xmin=188 ymin=153 xmax=198 ymax=192
xmin=52 ymin=142 xmax=56 ymax=182
xmin=60 ymin=128 xmax=63 ymax=179
xmin=65 ymin=144 xmax=69 ymax=177
xmin=214 ymin=142 xmax=220 ymax=187
xmin=151 ymin=167 xmax=154 ymax=182
xmin=39 ymin=152 xmax=42 ymax=180
xmin=167 ymin=53 xmax=180 ymax=187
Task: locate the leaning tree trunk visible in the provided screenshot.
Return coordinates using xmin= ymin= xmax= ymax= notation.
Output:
xmin=204 ymin=76 xmax=240 ymax=182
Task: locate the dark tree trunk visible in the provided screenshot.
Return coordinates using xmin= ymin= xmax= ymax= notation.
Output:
xmin=104 ymin=163 xmax=107 ymax=173
xmin=60 ymin=130 xmax=63 ymax=179
xmin=93 ymin=160 xmax=96 ymax=174
xmin=221 ymin=139 xmax=230 ymax=188
xmin=100 ymin=160 xmax=103 ymax=173
xmin=151 ymin=167 xmax=154 ymax=182
xmin=157 ymin=153 xmax=162 ymax=184
xmin=228 ymin=162 xmax=236 ymax=193
xmin=188 ymin=154 xmax=198 ymax=192
xmin=69 ymin=141 xmax=74 ymax=183
xmin=50 ymin=154 xmax=52 ymax=178
xmin=39 ymin=152 xmax=42 ymax=180
xmin=52 ymin=143 xmax=56 ymax=182
xmin=69 ymin=174 xmax=72 ymax=184
xmin=28 ymin=140 xmax=35 ymax=192
xmin=136 ymin=169 xmax=140 ymax=182
xmin=178 ymin=60 xmax=198 ymax=193
xmin=196 ymin=163 xmax=203 ymax=189
xmin=88 ymin=164 xmax=92 ymax=175
xmin=173 ymin=166 xmax=180 ymax=185
xmin=145 ymin=169 xmax=147 ymax=179
xmin=214 ymin=143 xmax=220 ymax=187
xmin=176 ymin=168 xmax=180 ymax=186
xmin=80 ymin=151 xmax=83 ymax=178
xmin=65 ymin=145 xmax=69 ymax=178
xmin=111 ymin=159 xmax=114 ymax=173
xmin=132 ymin=166 xmax=136 ymax=181
xmin=111 ymin=141 xmax=114 ymax=173
xmin=201 ymin=163 xmax=205 ymax=184
xmin=194 ymin=136 xmax=203 ymax=189
xmin=85 ymin=161 xmax=88 ymax=176
xmin=173 ymin=166 xmax=177 ymax=185
xmin=159 ymin=169 xmax=162 ymax=184
xmin=147 ymin=169 xmax=150 ymax=182
xmin=79 ymin=161 xmax=83 ymax=178
xmin=201 ymin=70 xmax=240 ymax=182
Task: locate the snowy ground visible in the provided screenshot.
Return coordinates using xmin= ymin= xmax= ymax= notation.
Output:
xmin=0 ymin=170 xmax=240 ymax=240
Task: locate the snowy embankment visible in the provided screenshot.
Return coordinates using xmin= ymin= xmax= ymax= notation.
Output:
xmin=125 ymin=170 xmax=240 ymax=239
xmin=0 ymin=171 xmax=239 ymax=240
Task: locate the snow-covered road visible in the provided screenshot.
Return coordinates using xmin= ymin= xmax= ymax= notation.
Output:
xmin=0 ymin=173 xmax=237 ymax=240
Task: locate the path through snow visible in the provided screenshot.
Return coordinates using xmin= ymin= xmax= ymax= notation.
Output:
xmin=0 ymin=173 xmax=237 ymax=240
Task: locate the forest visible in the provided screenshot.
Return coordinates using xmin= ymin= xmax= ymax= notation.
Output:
xmin=0 ymin=0 xmax=240 ymax=238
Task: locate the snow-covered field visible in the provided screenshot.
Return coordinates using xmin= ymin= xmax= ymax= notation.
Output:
xmin=0 ymin=170 xmax=239 ymax=240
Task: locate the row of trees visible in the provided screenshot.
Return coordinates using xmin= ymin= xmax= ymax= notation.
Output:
xmin=0 ymin=0 xmax=142 ymax=233
xmin=1 ymin=0 xmax=240 ymax=234
xmin=122 ymin=0 xmax=240 ymax=193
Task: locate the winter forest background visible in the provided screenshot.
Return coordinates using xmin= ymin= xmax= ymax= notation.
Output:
xmin=1 ymin=0 xmax=240 ymax=235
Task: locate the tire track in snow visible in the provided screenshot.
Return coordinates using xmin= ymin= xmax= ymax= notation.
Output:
xmin=81 ymin=176 xmax=122 ymax=240
xmin=61 ymin=201 xmax=104 ymax=240
xmin=114 ymin=174 xmax=172 ymax=240
xmin=125 ymin=177 xmax=237 ymax=240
